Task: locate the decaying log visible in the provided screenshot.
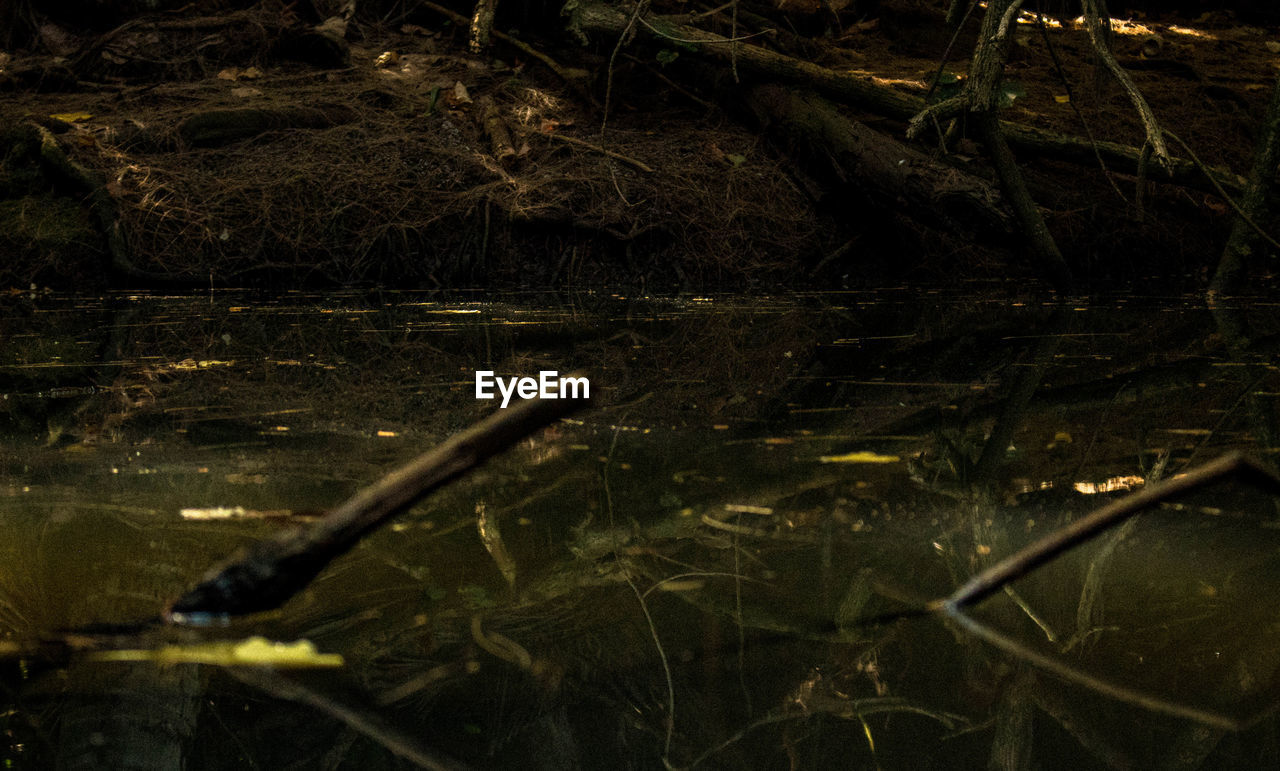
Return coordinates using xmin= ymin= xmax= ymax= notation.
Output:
xmin=747 ymin=84 xmax=1013 ymax=237
xmin=478 ymin=95 xmax=516 ymax=164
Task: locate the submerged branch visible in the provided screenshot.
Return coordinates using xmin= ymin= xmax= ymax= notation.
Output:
xmin=948 ymin=453 xmax=1280 ymax=610
xmin=167 ymin=382 xmax=591 ymax=620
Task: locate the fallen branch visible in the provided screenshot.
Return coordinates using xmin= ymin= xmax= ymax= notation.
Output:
xmin=420 ymin=1 xmax=593 ymax=101
xmin=167 ymin=382 xmax=592 ymax=620
xmin=946 ymin=453 xmax=1280 ymax=609
xmin=1081 ymin=0 xmax=1170 ymax=167
xmin=26 ymin=123 xmax=183 ymax=284
xmin=572 ymin=1 xmax=1245 ymax=196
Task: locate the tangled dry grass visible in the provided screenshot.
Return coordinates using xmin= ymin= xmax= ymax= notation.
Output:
xmin=5 ymin=8 xmax=823 ymax=289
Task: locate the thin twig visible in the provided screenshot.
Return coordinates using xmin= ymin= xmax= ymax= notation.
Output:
xmin=420 ymin=1 xmax=592 ymax=99
xmin=543 ymin=131 xmax=656 ymax=173
xmin=601 ymin=420 xmax=676 ymax=765
xmin=1164 ymin=129 xmax=1280 ymax=251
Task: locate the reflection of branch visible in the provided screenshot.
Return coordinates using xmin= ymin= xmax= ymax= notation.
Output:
xmin=949 ymin=453 xmax=1280 ymax=610
xmin=936 ymin=453 xmax=1280 ymax=730
xmin=687 ymin=699 xmax=966 ymax=768
xmin=945 ymin=605 xmax=1239 ymax=730
xmin=1033 ymin=678 xmax=1135 ymax=770
xmin=972 ymin=311 xmax=1066 ymax=487
xmin=230 ymin=668 xmax=468 ymax=770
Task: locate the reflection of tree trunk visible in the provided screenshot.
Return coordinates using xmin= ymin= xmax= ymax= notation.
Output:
xmin=972 ymin=311 xmax=1067 ymax=487
xmin=52 ymin=520 xmax=204 ymax=770
xmin=1208 ymin=303 xmax=1279 ymax=474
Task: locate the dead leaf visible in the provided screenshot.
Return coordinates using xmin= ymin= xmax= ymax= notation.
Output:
xmin=217 ymin=68 xmax=240 ymax=81
xmin=241 ymin=66 xmax=263 ymax=79
xmin=448 ymin=81 xmax=472 ymax=107
xmin=231 ymin=86 xmax=262 ymax=98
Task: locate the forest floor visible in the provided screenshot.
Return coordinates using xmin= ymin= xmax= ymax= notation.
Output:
xmin=1 ymin=0 xmax=1279 ymax=291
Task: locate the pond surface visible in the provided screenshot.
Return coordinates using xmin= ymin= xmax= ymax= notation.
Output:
xmin=2 ymin=289 xmax=1279 ymax=769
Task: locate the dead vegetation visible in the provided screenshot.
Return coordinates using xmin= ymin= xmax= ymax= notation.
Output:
xmin=1 ymin=0 xmax=1278 ymax=289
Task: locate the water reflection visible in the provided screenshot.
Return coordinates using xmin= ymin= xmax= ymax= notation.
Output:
xmin=0 ymin=290 xmax=1278 ymax=768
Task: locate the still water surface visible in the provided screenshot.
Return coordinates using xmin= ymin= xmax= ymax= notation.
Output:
xmin=2 ymin=289 xmax=1279 ymax=769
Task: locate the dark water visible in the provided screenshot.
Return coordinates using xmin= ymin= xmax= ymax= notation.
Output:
xmin=2 ymin=289 xmax=1279 ymax=769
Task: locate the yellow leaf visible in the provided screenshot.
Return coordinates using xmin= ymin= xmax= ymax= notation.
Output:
xmin=49 ymin=112 xmax=92 ymax=123
xmin=89 ymin=637 xmax=344 ymax=668
xmin=818 ymin=451 xmax=900 ymax=464
xmin=1054 ymin=95 xmax=1070 ymax=103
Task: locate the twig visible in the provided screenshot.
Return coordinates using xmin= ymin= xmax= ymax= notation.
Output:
xmin=603 ymin=0 xmax=650 ymax=137
xmin=230 ymin=668 xmax=469 ymax=770
xmin=420 ymin=1 xmax=593 ymax=100
xmin=947 ymin=453 xmax=1280 ymax=610
xmin=542 ymin=132 xmax=656 ymax=173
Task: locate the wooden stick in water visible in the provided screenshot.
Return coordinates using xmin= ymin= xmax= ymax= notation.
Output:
xmin=946 ymin=452 xmax=1280 ymax=610
xmin=167 ymin=383 xmax=591 ymax=621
